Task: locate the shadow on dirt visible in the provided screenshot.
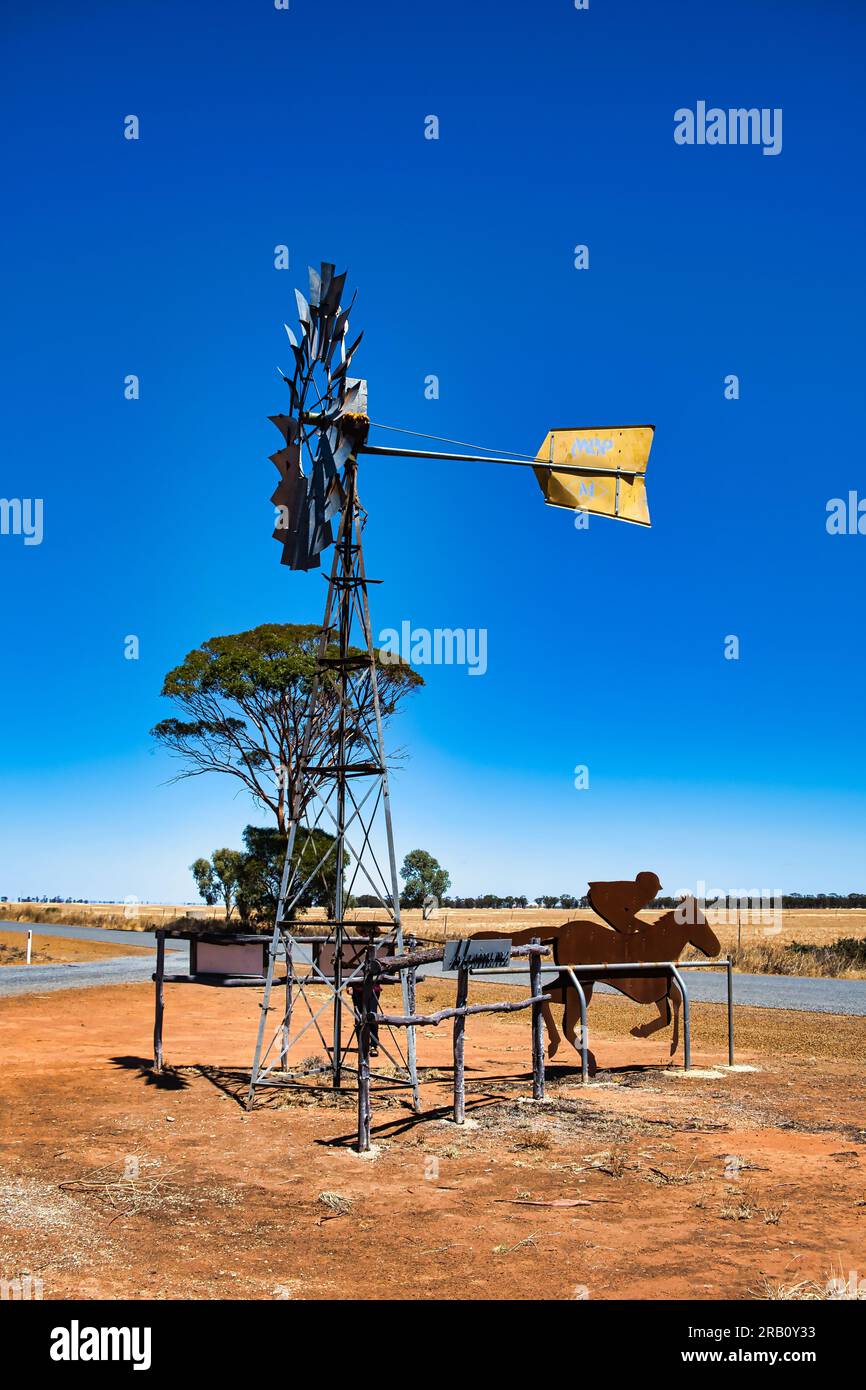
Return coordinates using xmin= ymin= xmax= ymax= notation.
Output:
xmin=110 ymin=1055 xmax=190 ymax=1090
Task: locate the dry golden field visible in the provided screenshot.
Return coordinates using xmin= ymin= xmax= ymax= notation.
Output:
xmin=3 ymin=900 xmax=866 ymax=943
xmin=2 ymin=902 xmax=865 ymax=975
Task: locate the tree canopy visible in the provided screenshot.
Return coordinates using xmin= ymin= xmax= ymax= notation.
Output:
xmin=152 ymin=623 xmax=422 ymax=834
xmin=190 ymin=848 xmax=245 ymax=921
xmin=191 ymin=825 xmax=347 ymax=926
xmin=400 ymin=848 xmax=451 ymax=910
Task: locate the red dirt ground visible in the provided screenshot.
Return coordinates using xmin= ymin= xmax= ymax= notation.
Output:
xmin=1 ymin=978 xmax=864 ymax=1300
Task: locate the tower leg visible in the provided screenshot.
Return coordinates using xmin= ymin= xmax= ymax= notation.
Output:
xmin=280 ymin=932 xmax=293 ymax=1070
xmin=356 ymin=527 xmax=420 ymax=1110
xmin=247 ymin=928 xmax=279 ymax=1108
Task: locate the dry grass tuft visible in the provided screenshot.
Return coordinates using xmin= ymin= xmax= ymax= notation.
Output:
xmin=55 ymin=1160 xmax=200 ymax=1224
xmin=719 ymin=1187 xmax=759 ymax=1221
xmin=589 ymin=1146 xmax=631 ymax=1179
xmin=643 ymin=1158 xmax=706 ymax=1186
xmin=316 ymin=1191 xmax=353 ymax=1217
xmin=752 ymin=1268 xmax=866 ymax=1300
xmin=492 ymin=1233 xmax=538 ymax=1256
xmin=760 ymin=1204 xmax=787 ymax=1225
xmin=512 ymin=1129 xmax=553 ymax=1153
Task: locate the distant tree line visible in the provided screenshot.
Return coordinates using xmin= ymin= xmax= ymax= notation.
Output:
xmin=356 ymin=891 xmax=866 ymax=912
xmin=773 ymin=893 xmax=866 ymax=910
xmin=648 ymin=893 xmax=866 ymax=911
xmin=2 ymin=895 xmax=95 ymax=904
xmin=8 ymin=890 xmax=866 ymax=912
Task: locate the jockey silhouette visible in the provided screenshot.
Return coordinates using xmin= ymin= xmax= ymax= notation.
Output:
xmin=587 ymin=870 xmax=661 ymax=934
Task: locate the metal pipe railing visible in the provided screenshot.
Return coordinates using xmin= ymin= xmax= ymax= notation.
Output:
xmin=445 ymin=957 xmax=734 ymax=1080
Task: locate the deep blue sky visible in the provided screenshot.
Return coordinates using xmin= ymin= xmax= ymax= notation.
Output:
xmin=2 ymin=0 xmax=864 ymax=902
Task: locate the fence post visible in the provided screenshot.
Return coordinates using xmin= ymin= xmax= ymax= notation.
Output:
xmin=406 ymin=936 xmax=417 ymax=1017
xmin=530 ymin=938 xmax=545 ymax=1100
xmin=405 ymin=935 xmax=421 ymax=1110
xmin=153 ymin=930 xmax=165 ymax=1074
xmin=452 ymin=965 xmax=469 ymax=1124
xmin=356 ymin=942 xmax=375 ymax=1153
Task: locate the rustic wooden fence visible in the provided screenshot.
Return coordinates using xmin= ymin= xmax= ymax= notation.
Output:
xmin=354 ymin=938 xmax=550 ymax=1152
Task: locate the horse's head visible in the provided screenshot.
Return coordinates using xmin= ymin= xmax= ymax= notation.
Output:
xmin=677 ymin=898 xmax=721 ymax=958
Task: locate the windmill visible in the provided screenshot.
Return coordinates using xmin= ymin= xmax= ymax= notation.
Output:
xmin=247 ymin=263 xmax=654 ymax=1109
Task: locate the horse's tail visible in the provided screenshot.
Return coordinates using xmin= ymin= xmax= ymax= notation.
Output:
xmin=670 ymin=982 xmax=681 ymax=1055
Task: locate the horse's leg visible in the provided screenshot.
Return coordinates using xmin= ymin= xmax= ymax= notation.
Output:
xmin=541 ymin=981 xmax=566 ymax=1059
xmin=563 ymin=987 xmax=580 ymax=1049
xmin=562 ymin=983 xmax=596 ymax=1074
xmin=631 ymin=998 xmax=668 ymax=1040
xmin=541 ymin=996 xmax=562 ymax=1059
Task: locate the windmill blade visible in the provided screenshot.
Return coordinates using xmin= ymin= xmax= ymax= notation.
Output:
xmin=322 ymin=269 xmax=347 ymax=316
xmin=294 ymin=288 xmax=311 ymax=328
xmin=307 ymin=454 xmax=333 ymax=558
xmin=268 ymin=414 xmax=300 ymax=444
xmin=307 ymin=265 xmax=322 ymax=308
xmin=268 ymin=407 xmax=319 ymax=568
xmin=269 ymin=444 xmax=301 ymax=480
xmin=274 ymin=498 xmax=313 ymax=569
xmin=318 ymin=430 xmax=345 ymax=521
xmin=319 ymin=262 xmax=334 ymax=306
xmin=288 ymin=342 xmax=306 ymax=379
xmin=272 ymin=451 xmax=308 ymax=531
xmin=318 ymin=430 xmax=337 ymax=484
xmin=330 ymin=429 xmax=354 ymax=472
xmin=331 ymin=337 xmax=364 ymax=384
xmin=280 ymin=525 xmax=321 ymax=571
xmin=271 ymin=452 xmax=305 ymax=510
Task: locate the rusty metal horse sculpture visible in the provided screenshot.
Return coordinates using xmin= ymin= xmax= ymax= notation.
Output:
xmin=474 ymin=874 xmax=720 ymax=1072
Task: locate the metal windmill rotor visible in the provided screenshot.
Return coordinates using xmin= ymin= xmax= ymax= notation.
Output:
xmin=248 ymin=262 xmax=654 ymax=1109
xmin=269 ymin=266 xmax=367 ymax=571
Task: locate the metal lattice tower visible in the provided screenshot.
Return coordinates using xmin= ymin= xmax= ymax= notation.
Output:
xmin=247 ymin=445 xmax=419 ymax=1108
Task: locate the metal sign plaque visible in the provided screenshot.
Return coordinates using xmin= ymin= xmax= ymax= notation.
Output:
xmin=443 ymin=938 xmax=512 ymax=971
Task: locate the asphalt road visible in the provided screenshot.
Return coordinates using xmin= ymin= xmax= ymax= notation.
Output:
xmin=0 ymin=922 xmax=187 ymax=997
xmin=1 ymin=921 xmax=865 ymax=1015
